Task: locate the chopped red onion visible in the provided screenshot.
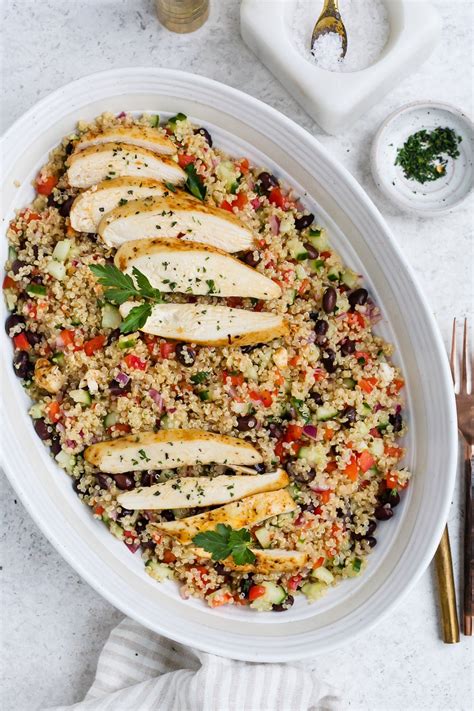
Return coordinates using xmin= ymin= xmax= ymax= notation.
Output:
xmin=66 ymin=439 xmax=76 ymax=449
xmin=116 ymin=371 xmax=130 ymax=387
xmin=251 ymin=197 xmax=261 ymax=210
xmin=374 ymin=403 xmax=383 ymax=412
xmin=125 ymin=540 xmax=140 ymax=553
xmin=56 ymin=422 xmax=66 ymax=433
xmin=303 ymin=424 xmax=318 ymax=439
xmin=116 ymin=111 xmax=126 ymax=118
xmin=269 ymin=214 xmax=280 ymax=235
xmin=335 ymin=311 xmax=348 ymax=321
xmin=306 ymin=331 xmax=317 ymax=343
xmin=180 ymin=586 xmax=190 ymax=599
xmin=396 ymin=405 xmax=402 ymax=414
xmin=167 ymin=407 xmax=177 ymax=414
xmin=149 ymin=388 xmax=164 ymax=411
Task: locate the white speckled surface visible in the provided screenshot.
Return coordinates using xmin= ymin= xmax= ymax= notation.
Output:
xmin=1 ymin=1 xmax=472 ymax=709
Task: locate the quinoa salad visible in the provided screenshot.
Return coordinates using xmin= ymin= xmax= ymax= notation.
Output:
xmin=3 ymin=111 xmax=410 ymax=612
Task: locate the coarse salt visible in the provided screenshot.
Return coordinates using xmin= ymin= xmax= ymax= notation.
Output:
xmin=291 ymin=0 xmax=390 ymax=73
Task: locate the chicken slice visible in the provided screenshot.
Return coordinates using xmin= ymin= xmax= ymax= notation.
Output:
xmin=74 ymin=125 xmax=177 ymax=156
xmin=114 ymin=238 xmax=281 ymax=300
xmin=119 ymin=302 xmax=288 ymax=347
xmin=69 ymin=177 xmax=166 ymax=233
xmin=98 ymin=194 xmax=254 ymax=252
xmin=84 ymin=429 xmax=263 ymax=473
xmin=66 ymin=144 xmax=185 ymax=189
xmin=116 ymin=470 xmax=289 ymax=510
xmin=150 ymin=490 xmax=296 ymax=544
xmin=191 ymin=548 xmax=309 ymax=574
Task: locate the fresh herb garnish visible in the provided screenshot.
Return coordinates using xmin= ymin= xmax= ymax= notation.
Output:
xmin=164 ymin=181 xmax=177 ymax=193
xmin=395 ymin=126 xmax=462 ymax=184
xmin=89 ymin=264 xmax=162 ymax=334
xmin=184 ymin=163 xmax=207 ymax=201
xmin=191 ymin=371 xmax=210 ymax=384
xmin=192 ymin=524 xmax=256 ymax=565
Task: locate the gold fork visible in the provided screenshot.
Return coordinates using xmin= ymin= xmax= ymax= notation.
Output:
xmin=450 ymin=318 xmax=473 ymax=635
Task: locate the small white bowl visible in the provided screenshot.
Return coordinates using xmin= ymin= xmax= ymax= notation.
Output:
xmin=371 ymin=101 xmax=474 ymax=215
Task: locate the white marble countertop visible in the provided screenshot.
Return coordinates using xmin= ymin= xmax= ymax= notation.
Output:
xmin=1 ymin=1 xmax=472 ymax=709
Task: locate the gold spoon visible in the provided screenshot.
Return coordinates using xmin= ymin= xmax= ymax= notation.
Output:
xmin=311 ymin=0 xmax=348 ymax=58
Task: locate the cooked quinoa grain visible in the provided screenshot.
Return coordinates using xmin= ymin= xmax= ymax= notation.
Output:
xmin=3 ymin=112 xmax=411 ymax=611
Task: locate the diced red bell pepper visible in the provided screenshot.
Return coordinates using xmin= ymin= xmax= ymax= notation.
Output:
xmin=58 ymin=328 xmax=76 ymax=348
xmin=3 ymin=275 xmax=17 ymax=290
xmin=221 ymin=370 xmax=245 ymax=387
xmin=45 ymin=400 xmax=61 ymax=423
xmin=36 ymin=174 xmax=58 ymax=196
xmin=385 ymin=473 xmax=399 ymax=490
xmin=354 ymin=351 xmax=371 ymax=364
xmin=226 ymin=296 xmax=243 ymax=308
xmin=160 ymin=342 xmax=176 ymax=359
xmin=274 ymin=439 xmax=286 ymax=461
xmin=237 ymin=158 xmax=249 ymax=174
xmin=283 ymin=424 xmax=303 ymax=442
xmin=358 ymin=377 xmax=378 ymax=394
xmin=288 ymin=575 xmax=302 ymax=591
xmin=83 ymin=334 xmax=106 ymax=356
xmin=253 ymin=300 xmax=264 ymax=312
xmin=358 ymin=450 xmax=375 ymax=473
xmin=177 ymin=153 xmax=194 ymax=168
xmin=94 ymin=505 xmax=105 ymax=516
xmin=162 ymin=549 xmax=177 ymax=564
xmin=124 ymin=353 xmax=147 ymax=371
xmin=384 ymin=445 xmax=403 ymax=459
xmin=344 ymin=454 xmax=359 ymax=481
xmin=298 ymin=278 xmax=310 ymax=295
xmin=320 ymin=251 xmax=332 ymax=259
xmin=346 ymin=312 xmax=366 ymax=329
xmin=13 ymin=333 xmax=30 ymax=351
xmin=318 ymin=489 xmax=333 ymax=504
xmin=249 ymin=389 xmax=273 ymax=407
xmin=231 ymin=192 xmax=247 ymax=210
xmin=313 ymin=368 xmax=326 ymax=382
xmin=312 ymin=556 xmax=325 ymax=569
xmin=109 ymin=423 xmax=132 ymax=434
xmin=325 ymin=460 xmax=338 ymax=473
xmin=390 ymin=378 xmax=405 ymax=393
xmin=268 ymin=187 xmax=286 ymax=209
xmin=248 ymin=584 xmax=266 ymax=601
xmin=220 ymin=200 xmax=234 ymax=212
xmin=323 ymin=427 xmax=335 ymax=442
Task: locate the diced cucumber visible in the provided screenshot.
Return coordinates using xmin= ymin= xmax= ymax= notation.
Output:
xmin=361 ymin=402 xmax=372 ymax=417
xmin=118 ymin=334 xmax=138 ymax=349
xmin=311 ymin=566 xmax=334 ymax=584
xmin=341 ymin=269 xmax=359 ymax=288
xmin=8 ymin=246 xmax=17 ymax=262
xmin=55 ymin=450 xmax=76 ymax=473
xmin=146 ymin=561 xmax=173 ymax=582
xmin=51 ymin=351 xmax=65 ymax=365
xmin=287 ymin=482 xmax=303 ymax=501
xmin=254 ymin=526 xmax=272 ymax=549
xmin=295 ymin=263 xmax=307 ymax=280
xmin=47 ymin=260 xmax=66 ymax=280
xmin=301 ymin=581 xmax=328 ymax=602
xmin=308 ymin=258 xmax=325 ymax=273
xmin=287 ymin=288 xmax=297 ymax=305
xmin=342 ymin=377 xmax=356 ymax=389
xmin=287 ymin=237 xmax=308 ymax=261
xmin=101 ymin=303 xmax=122 ymax=329
xmin=307 ymin=229 xmax=328 ymax=251
xmin=4 ymin=291 xmax=17 ymax=310
xmin=149 ymin=114 xmax=160 ymax=127
xmin=70 ymin=389 xmax=92 ymax=406
xmin=250 ymin=581 xmax=287 ymax=611
xmin=198 ymin=390 xmax=210 ymax=401
xmin=160 ymin=414 xmax=171 ymax=429
xmin=104 ymin=411 xmax=119 ymax=428
xmin=167 ymin=112 xmax=187 ymax=130
xmin=352 ymin=557 xmax=362 ymax=573
xmin=298 ymin=443 xmax=328 ymax=469
xmin=26 ymin=283 xmax=47 ymax=297
xmin=216 ymin=160 xmax=239 ymax=192
xmin=292 ymin=397 xmax=311 ymax=423
xmin=327 ymin=266 xmax=340 ymax=282
xmin=29 ymin=403 xmax=44 ymax=419
xmin=378 ymin=412 xmax=389 ymax=429
xmin=109 ymin=521 xmax=124 ymax=540
xmin=316 ymin=405 xmax=338 ymax=421
xmin=52 ymin=239 xmax=72 ymax=262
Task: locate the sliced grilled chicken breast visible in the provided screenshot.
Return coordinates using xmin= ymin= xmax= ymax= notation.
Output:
xmin=150 ymin=490 xmax=296 ymax=543
xmin=119 ymin=302 xmax=288 ymax=347
xmin=114 ymin=238 xmax=281 ymax=300
xmin=69 ymin=178 xmax=166 ymax=233
xmin=192 ymin=548 xmax=309 ymax=574
xmin=67 ymin=144 xmax=186 ymax=189
xmin=98 ymin=194 xmax=254 ymax=252
xmin=117 ymin=470 xmax=289 ymax=510
xmin=84 ymin=429 xmax=263 ymax=473
xmin=74 ymin=125 xmax=177 ymax=156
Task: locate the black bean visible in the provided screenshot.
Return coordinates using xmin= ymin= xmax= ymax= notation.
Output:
xmin=352 ymin=531 xmax=364 ymax=542
xmin=97 ymin=473 xmax=111 ymax=490
xmin=72 ymin=478 xmax=83 ymax=494
xmin=241 ymin=344 xmax=260 ymax=354
xmin=287 ymin=463 xmax=316 ymax=483
xmin=13 ymin=351 xmax=32 ymax=379
xmin=379 ymin=489 xmax=401 ymax=508
xmin=366 ymin=519 xmax=377 ymax=536
xmin=11 ymin=259 xmax=26 ymax=275
xmin=58 ymin=196 xmax=75 ymax=218
xmin=118 ymin=507 xmax=134 ymax=519
xmin=64 ymin=141 xmax=74 ymax=156
xmin=47 ymin=193 xmax=57 ymax=207
xmin=244 ymin=250 xmax=260 ymax=267
xmin=389 ymin=412 xmax=403 ymax=432
xmin=300 ymin=501 xmax=316 ymax=514
xmin=109 ymin=378 xmax=132 ymax=396
xmin=239 ymin=578 xmax=253 ymax=598
xmin=348 ymin=288 xmax=368 ymax=311
xmin=25 ymin=330 xmax=42 ymax=346
xmin=214 ymin=562 xmax=227 ymax=577
xmin=34 ymin=418 xmax=51 ymax=441
xmin=50 ymin=436 xmax=62 ymax=457
xmin=32 ymin=245 xmax=39 ymax=259
xmin=113 ymin=474 xmax=135 ymax=491
xmin=161 ymin=510 xmax=175 ymax=522
xmin=135 ymin=516 xmax=148 ymax=533
xmin=295 ymin=213 xmax=315 ymax=230
xmin=5 ymin=313 xmax=25 ymax=336
xmin=340 ymin=405 xmax=356 ymax=425
xmin=267 ymin=422 xmax=284 ymax=440
xmin=257 ymin=171 xmax=279 ymax=194
xmin=322 ymin=286 xmax=337 ymax=313
xmin=273 ymin=594 xmax=294 ymax=612
xmin=236 ymin=414 xmax=258 ymax=432
xmin=194 ymin=127 xmax=213 ymax=146
xmin=340 ymin=338 xmax=356 ymax=356
xmin=175 ymin=343 xmax=196 ymax=366
xmin=303 ymin=241 xmax=319 ymax=259
xmin=322 ymin=348 xmax=337 ymax=373
xmin=309 ymin=311 xmax=320 ymax=322
xmin=308 ymin=390 xmax=323 ymax=406
xmin=314 ymin=319 xmax=328 ymax=336
xmin=374 ymin=503 xmax=394 ymax=521
xmin=365 ymin=536 xmax=377 ymax=548
xmin=141 ymin=471 xmax=158 ymax=487
xmin=29 ymin=273 xmax=43 ymax=285
xmin=254 ymin=462 xmax=266 ymax=474
xmin=106 ymin=328 xmax=121 ymax=346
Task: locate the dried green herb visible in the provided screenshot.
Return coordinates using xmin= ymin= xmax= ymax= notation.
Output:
xmin=395 ymin=126 xmax=462 ymax=184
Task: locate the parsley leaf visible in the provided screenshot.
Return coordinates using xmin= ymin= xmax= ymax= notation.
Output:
xmin=190 ymin=371 xmax=209 ymax=384
xmin=119 ymin=303 xmax=151 ymax=333
xmin=184 ymin=163 xmax=207 ymax=201
xmin=131 ymin=267 xmax=162 ymax=302
xmin=89 ymin=264 xmax=137 ymax=305
xmin=192 ymin=524 xmax=256 ymax=565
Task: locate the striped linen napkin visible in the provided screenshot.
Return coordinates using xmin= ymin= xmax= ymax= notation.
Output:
xmin=46 ymin=617 xmax=342 ymax=711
